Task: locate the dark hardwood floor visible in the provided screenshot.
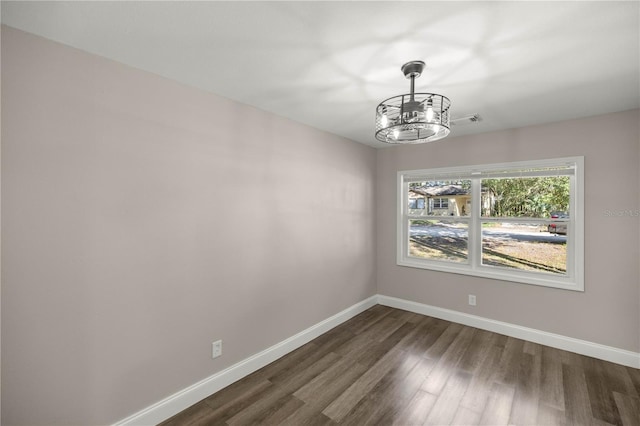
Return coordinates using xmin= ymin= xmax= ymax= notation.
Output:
xmin=160 ymin=305 xmax=640 ymax=425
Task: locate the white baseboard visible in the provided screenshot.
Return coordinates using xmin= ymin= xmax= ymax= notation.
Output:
xmin=115 ymin=293 xmax=639 ymax=425
xmin=113 ymin=295 xmax=378 ymax=426
xmin=378 ymin=295 xmax=640 ymax=369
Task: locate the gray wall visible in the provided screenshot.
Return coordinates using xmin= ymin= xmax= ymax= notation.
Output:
xmin=1 ymin=27 xmax=377 ymax=425
xmin=376 ymin=109 xmax=640 ymax=353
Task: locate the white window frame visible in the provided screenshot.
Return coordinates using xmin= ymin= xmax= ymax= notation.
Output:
xmin=397 ymin=157 xmax=584 ymax=291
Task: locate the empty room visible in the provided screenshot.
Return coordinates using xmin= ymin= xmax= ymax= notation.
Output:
xmin=1 ymin=1 xmax=639 ymax=425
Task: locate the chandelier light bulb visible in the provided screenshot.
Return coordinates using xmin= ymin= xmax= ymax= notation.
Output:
xmin=426 ymin=98 xmax=435 ymax=121
xmin=381 ymin=114 xmax=388 ymax=127
xmin=393 ymin=128 xmax=400 ymax=139
xmin=426 ymin=106 xmax=434 ymax=121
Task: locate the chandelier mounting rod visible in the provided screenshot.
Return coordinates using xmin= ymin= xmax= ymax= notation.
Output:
xmin=402 ymin=60 xmax=425 ymax=102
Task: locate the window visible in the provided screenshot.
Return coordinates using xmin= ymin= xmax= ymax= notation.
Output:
xmin=432 ymin=198 xmax=449 ymax=209
xmin=398 ymin=157 xmax=584 ymax=291
xmin=408 ymin=198 xmax=426 ymax=210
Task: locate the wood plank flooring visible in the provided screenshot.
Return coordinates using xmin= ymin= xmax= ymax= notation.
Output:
xmin=159 ymin=305 xmax=640 ymax=425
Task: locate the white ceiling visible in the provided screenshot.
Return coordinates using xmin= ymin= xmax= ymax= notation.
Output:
xmin=2 ymin=1 xmax=639 ymax=148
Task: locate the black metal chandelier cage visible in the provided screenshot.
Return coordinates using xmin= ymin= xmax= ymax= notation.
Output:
xmin=375 ymin=60 xmax=451 ymax=144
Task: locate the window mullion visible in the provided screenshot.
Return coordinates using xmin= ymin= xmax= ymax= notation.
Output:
xmin=470 ymin=179 xmax=481 ymax=270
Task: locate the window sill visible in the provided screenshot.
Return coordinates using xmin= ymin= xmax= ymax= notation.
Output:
xmin=397 ymin=257 xmax=584 ymax=292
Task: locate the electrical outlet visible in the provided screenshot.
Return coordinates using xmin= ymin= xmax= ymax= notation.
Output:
xmin=212 ymin=340 xmax=222 ymax=358
xmin=468 ymin=294 xmax=477 ymax=306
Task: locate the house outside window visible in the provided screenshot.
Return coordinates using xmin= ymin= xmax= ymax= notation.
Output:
xmin=398 ymin=157 xmax=584 ymax=291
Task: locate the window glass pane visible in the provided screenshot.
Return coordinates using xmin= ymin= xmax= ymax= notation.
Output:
xmin=481 ymin=176 xmax=570 ymax=218
xmin=481 ymin=222 xmax=567 ymax=275
xmin=409 ymin=220 xmax=468 ymax=263
xmin=408 ymin=180 xmax=471 ymax=216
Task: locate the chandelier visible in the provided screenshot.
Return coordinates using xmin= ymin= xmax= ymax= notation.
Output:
xmin=375 ymin=60 xmax=451 ymax=144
